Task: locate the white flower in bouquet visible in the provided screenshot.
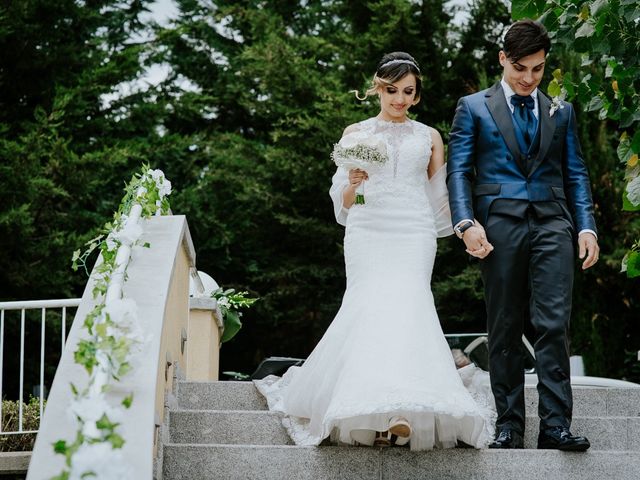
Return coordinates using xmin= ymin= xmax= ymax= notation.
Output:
xmin=331 ymin=132 xmax=388 ymax=204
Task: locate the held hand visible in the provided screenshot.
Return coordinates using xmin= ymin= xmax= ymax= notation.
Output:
xmin=578 ymin=232 xmax=599 ymax=270
xmin=463 ymin=223 xmax=494 ymax=259
xmin=348 ymin=168 xmax=369 ymax=188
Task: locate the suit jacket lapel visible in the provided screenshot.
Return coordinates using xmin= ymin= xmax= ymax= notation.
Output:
xmin=485 ymin=82 xmax=527 ymax=175
xmin=529 ymin=91 xmax=556 ymax=175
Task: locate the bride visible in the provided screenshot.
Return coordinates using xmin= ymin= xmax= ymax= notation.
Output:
xmin=254 ymin=52 xmax=495 ymax=450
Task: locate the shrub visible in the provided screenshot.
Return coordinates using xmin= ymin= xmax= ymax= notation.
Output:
xmin=0 ymin=396 xmax=44 ymax=452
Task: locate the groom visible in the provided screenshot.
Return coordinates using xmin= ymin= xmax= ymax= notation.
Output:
xmin=447 ymin=20 xmax=599 ymax=451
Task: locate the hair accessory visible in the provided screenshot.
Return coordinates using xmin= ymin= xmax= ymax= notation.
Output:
xmin=378 ymin=59 xmax=420 ymax=72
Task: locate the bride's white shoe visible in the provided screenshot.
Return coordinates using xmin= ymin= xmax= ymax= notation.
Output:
xmin=388 ymin=416 xmax=412 ymax=438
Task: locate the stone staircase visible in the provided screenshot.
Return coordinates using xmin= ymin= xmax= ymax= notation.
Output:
xmin=160 ymin=381 xmax=640 ymax=479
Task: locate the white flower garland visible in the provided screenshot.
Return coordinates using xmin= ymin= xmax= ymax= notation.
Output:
xmin=54 ymin=166 xmax=172 ymax=480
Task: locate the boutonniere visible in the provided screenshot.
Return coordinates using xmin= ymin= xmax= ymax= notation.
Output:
xmin=549 ymin=91 xmax=566 ymax=117
xmin=548 ymin=69 xmax=567 ymax=117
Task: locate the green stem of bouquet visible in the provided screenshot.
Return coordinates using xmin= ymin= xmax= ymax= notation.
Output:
xmin=355 ymin=181 xmax=366 ymax=205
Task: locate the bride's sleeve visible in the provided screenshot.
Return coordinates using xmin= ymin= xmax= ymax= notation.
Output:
xmin=428 ymin=163 xmax=454 ymax=237
xmin=329 ymin=166 xmax=350 ymax=226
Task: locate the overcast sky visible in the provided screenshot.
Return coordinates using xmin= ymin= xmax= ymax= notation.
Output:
xmin=143 ymin=0 xmax=178 ymax=26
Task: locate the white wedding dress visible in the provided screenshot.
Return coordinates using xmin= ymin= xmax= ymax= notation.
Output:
xmin=254 ymin=117 xmax=495 ymax=450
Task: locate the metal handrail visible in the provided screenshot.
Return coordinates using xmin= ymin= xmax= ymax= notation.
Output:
xmin=0 ymin=299 xmax=81 ymax=310
xmin=0 ymin=298 xmax=81 ymax=436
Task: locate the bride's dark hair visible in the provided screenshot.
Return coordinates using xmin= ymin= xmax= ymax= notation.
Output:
xmin=353 ymin=52 xmax=422 ymax=102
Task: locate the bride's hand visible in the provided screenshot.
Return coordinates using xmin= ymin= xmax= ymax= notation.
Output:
xmin=463 ymin=222 xmax=494 ymax=259
xmin=348 ymin=169 xmax=369 ymax=188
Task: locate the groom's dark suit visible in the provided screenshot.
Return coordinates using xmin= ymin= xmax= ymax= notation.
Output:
xmin=446 ymin=81 xmax=596 ymax=435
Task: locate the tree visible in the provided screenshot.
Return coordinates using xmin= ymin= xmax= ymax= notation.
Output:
xmin=511 ymin=0 xmax=640 ymax=378
xmin=0 ymin=0 xmax=164 ymax=399
xmin=0 ymin=0 xmax=161 ymax=300
xmin=512 ymin=0 xmax=640 ymax=277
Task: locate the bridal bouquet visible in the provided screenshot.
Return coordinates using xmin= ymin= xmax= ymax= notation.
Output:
xmin=331 ymin=132 xmax=388 ymax=204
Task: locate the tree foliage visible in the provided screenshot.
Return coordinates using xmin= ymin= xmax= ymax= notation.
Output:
xmin=512 ymin=0 xmax=640 ymax=277
xmin=0 ymin=0 xmax=164 ymax=400
xmin=512 ymin=0 xmax=640 ymax=376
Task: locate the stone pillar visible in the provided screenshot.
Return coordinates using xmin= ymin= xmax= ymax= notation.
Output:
xmin=186 ymin=297 xmax=223 ymax=381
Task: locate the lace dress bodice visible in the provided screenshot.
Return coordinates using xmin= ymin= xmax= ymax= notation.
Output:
xmin=329 ymin=117 xmax=453 ymax=237
xmin=357 ymin=118 xmax=432 ymax=203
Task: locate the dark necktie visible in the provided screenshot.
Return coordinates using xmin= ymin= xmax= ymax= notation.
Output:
xmin=510 ymin=94 xmax=537 ymax=150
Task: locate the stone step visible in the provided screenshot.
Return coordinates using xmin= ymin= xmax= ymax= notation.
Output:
xmin=177 ymin=381 xmax=640 ymax=417
xmin=163 ymin=444 xmax=640 ymax=480
xmin=524 ymin=416 xmax=640 ymax=451
xmin=0 ymin=451 xmax=30 ymax=475
xmin=527 ymin=386 xmax=640 ymax=417
xmin=178 ymin=381 xmax=267 ymax=411
xmin=169 ymin=410 xmax=292 ymax=445
xmin=168 ymin=409 xmax=639 ymax=451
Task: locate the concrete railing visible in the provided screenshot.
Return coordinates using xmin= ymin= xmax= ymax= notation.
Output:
xmin=27 ymin=215 xmax=223 ymax=479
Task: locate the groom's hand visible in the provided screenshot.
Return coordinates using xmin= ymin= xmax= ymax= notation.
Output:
xmin=578 ymin=232 xmax=599 ymax=270
xmin=463 ymin=224 xmax=494 ymax=259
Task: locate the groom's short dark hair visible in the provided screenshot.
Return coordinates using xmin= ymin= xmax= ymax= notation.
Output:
xmin=503 ymin=20 xmax=551 ymax=62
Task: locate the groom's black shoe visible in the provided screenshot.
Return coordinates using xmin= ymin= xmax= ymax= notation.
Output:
xmin=537 ymin=426 xmax=590 ymax=451
xmin=488 ymin=428 xmax=524 ymax=449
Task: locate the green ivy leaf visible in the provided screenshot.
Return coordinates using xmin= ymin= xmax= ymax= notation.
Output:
xmin=586 ymin=96 xmax=604 ymax=112
xmin=578 ymin=4 xmax=589 ymax=21
xmin=590 ymin=0 xmax=609 ymax=17
xmin=221 ymin=310 xmax=243 ymax=343
xmin=74 ymin=340 xmax=98 ymax=374
xmin=53 ymin=440 xmax=67 ymax=454
xmin=561 ymin=72 xmax=574 ymax=97
xmin=631 ymin=131 xmax=640 ymax=154
xmin=96 ymin=413 xmax=118 ymax=431
xmin=575 ymin=22 xmax=595 ymax=39
xmin=118 ymin=361 xmax=132 ymax=378
xmin=548 ymin=79 xmax=562 ymax=97
xmin=122 ymin=393 xmax=134 ymax=409
xmin=618 ymin=133 xmax=633 ymax=163
xmin=580 ymin=54 xmax=593 ymax=67
xmin=626 ymin=251 xmax=640 ymax=278
xmin=511 ymin=0 xmax=546 ymax=19
xmin=620 ymin=109 xmax=640 ymax=129
xmin=622 ymin=189 xmax=640 ymax=212
xmin=107 ymin=432 xmax=125 ymax=449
